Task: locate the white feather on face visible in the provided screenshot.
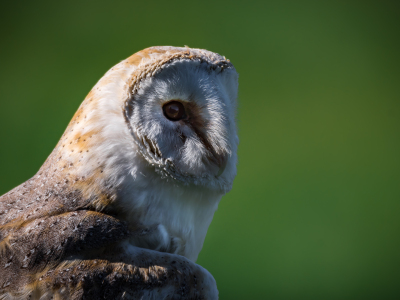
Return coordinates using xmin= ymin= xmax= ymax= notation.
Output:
xmin=127 ymin=58 xmax=239 ymax=191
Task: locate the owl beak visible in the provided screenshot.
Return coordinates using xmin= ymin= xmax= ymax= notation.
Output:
xmin=192 ymin=125 xmax=228 ymax=177
xmin=208 ymin=151 xmax=227 ymax=178
xmin=216 ymin=156 xmax=227 ymax=177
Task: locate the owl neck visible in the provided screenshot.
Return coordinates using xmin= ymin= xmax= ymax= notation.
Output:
xmin=116 ymin=163 xmax=223 ymax=262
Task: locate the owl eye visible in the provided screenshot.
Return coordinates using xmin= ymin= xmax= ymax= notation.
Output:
xmin=162 ymin=101 xmax=186 ymax=121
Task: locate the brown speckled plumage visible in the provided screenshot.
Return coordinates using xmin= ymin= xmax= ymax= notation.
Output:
xmin=0 ymin=46 xmax=239 ymax=299
xmin=0 ymin=153 xmax=211 ymax=299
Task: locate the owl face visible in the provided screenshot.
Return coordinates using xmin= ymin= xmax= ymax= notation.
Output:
xmin=125 ymin=58 xmax=238 ymax=192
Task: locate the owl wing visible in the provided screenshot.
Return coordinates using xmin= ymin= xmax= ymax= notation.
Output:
xmin=0 ymin=191 xmax=217 ymax=300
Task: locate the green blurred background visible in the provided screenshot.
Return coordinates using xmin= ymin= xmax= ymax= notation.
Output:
xmin=0 ymin=1 xmax=399 ymax=299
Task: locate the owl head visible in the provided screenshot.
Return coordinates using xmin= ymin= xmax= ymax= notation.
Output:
xmin=57 ymin=46 xmax=238 ymax=197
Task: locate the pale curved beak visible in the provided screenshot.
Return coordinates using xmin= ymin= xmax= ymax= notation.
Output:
xmin=216 ymin=155 xmax=227 ymax=177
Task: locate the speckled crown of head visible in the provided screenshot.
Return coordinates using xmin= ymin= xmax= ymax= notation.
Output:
xmin=124 ymin=46 xmax=234 ymax=97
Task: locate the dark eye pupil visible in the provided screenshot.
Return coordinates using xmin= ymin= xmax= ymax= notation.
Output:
xmin=163 ymin=101 xmax=186 ymax=121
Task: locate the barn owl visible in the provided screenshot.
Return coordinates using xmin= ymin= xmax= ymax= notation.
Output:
xmin=0 ymin=46 xmax=238 ymax=299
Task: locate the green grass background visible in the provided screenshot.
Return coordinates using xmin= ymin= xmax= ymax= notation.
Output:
xmin=0 ymin=1 xmax=399 ymax=299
